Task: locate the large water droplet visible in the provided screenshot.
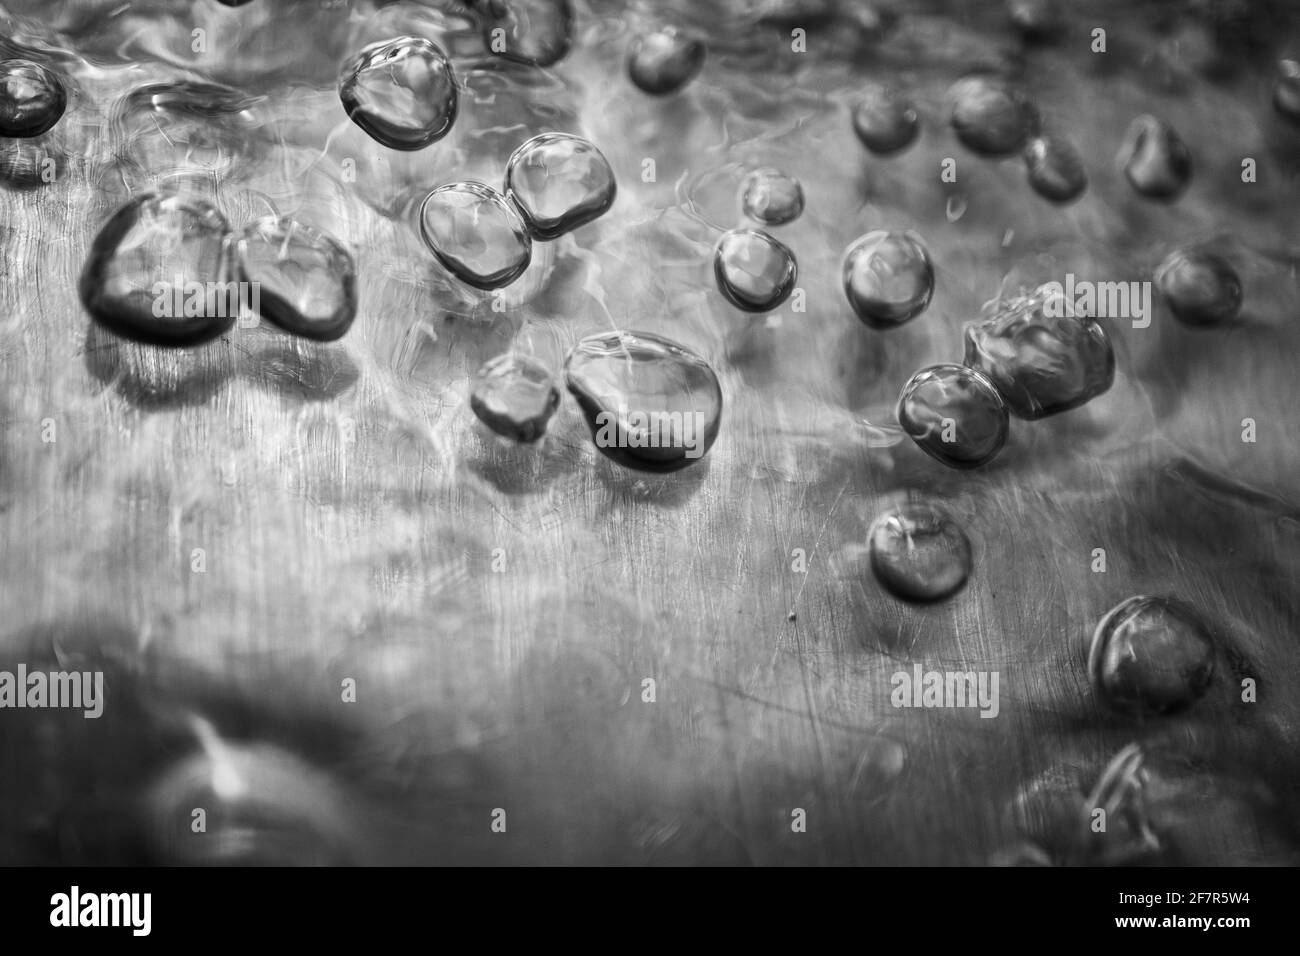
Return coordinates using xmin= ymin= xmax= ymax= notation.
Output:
xmin=1088 ymin=596 xmax=1216 ymax=715
xmin=236 ymin=218 xmax=357 ymax=342
xmin=714 ymin=228 xmax=798 ymax=312
xmin=627 ymin=27 xmax=705 ymax=96
xmin=145 ymin=733 xmax=356 ymax=865
xmin=418 ymin=181 xmax=532 ymax=289
xmin=1023 ymin=133 xmax=1087 ymax=203
xmin=339 ymin=36 xmax=457 ymax=151
xmin=962 ymin=284 xmax=1115 ymax=419
xmin=564 ymin=330 xmax=723 ymax=472
xmin=0 ymin=58 xmax=66 ymax=138
xmin=470 ymin=353 xmax=560 ymax=442
xmin=504 ymin=132 xmax=616 ymax=240
xmin=842 ymin=231 xmax=934 ymax=329
xmin=1155 ymin=248 xmax=1242 ymax=327
xmin=1274 ymin=59 xmax=1300 ymax=124
xmin=868 ymin=502 xmax=972 ymax=602
xmin=851 ymin=83 xmax=919 ymax=155
xmin=1119 ymin=115 xmax=1191 ymax=201
xmin=479 ymin=0 xmax=573 ymax=67
xmin=897 ymin=364 xmax=1009 ymax=469
xmin=948 ymin=76 xmax=1038 ymax=156
xmin=739 ymin=167 xmax=804 ymax=226
xmin=110 ymin=81 xmax=262 ymax=181
xmin=79 ymin=193 xmax=236 ymax=347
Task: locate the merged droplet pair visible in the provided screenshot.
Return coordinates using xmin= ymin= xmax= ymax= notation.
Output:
xmin=896 ymin=283 xmax=1116 ymax=469
xmin=79 ymin=193 xmax=357 ymax=347
xmin=471 ymin=331 xmax=722 ymax=474
xmin=418 ymin=132 xmax=616 ymax=289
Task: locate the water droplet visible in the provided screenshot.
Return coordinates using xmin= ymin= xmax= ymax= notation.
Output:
xmin=1274 ymin=59 xmax=1300 ymax=124
xmin=851 ymin=83 xmax=920 ymax=155
xmin=111 ymin=81 xmax=262 ymax=181
xmin=963 ymin=285 xmax=1115 ymax=419
xmin=897 ymin=364 xmax=1009 ymax=469
xmin=79 ymin=193 xmax=236 ymax=347
xmin=418 ymin=181 xmax=532 ymax=289
xmin=944 ymin=195 xmax=967 ymax=221
xmin=1007 ymin=0 xmax=1063 ymax=42
xmin=339 ymin=36 xmax=457 ymax=151
xmin=948 ymin=76 xmax=1038 ymax=156
xmin=1155 ymin=248 xmax=1243 ymax=327
xmin=627 ymin=27 xmax=705 ymax=95
xmin=1023 ymin=134 xmax=1087 ymax=203
xmin=842 ymin=230 xmax=934 ymax=329
xmin=236 ymin=218 xmax=357 ymax=342
xmin=0 ymin=58 xmax=66 ymax=138
xmin=1085 ymin=743 xmax=1162 ymax=862
xmin=1088 ymin=596 xmax=1216 ymax=715
xmin=145 ymin=730 xmax=356 ymax=865
xmin=480 ymin=0 xmax=573 ymax=67
xmin=470 ymin=353 xmax=561 ymax=442
xmin=868 ymin=502 xmax=972 ymax=602
xmin=1119 ymin=115 xmax=1191 ymax=201
xmin=739 ymin=167 xmax=804 ymax=225
xmin=564 ymin=330 xmax=723 ymax=472
xmin=504 ymin=132 xmax=616 ymax=240
xmin=713 ymin=228 xmax=798 ymax=312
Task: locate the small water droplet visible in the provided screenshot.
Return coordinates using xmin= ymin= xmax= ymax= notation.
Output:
xmin=739 ymin=167 xmax=804 ymax=225
xmin=564 ymin=330 xmax=723 ymax=472
xmin=339 ymin=36 xmax=457 ymax=151
xmin=504 ymin=132 xmax=616 ymax=240
xmin=948 ymin=76 xmax=1038 ymax=156
xmin=479 ymin=0 xmax=574 ymax=67
xmin=1024 ymin=133 xmax=1087 ymax=203
xmin=851 ymin=82 xmax=920 ymax=155
xmin=627 ymin=27 xmax=705 ymax=96
xmin=944 ymin=195 xmax=968 ymax=221
xmin=79 ymin=193 xmax=235 ymax=347
xmin=897 ymin=364 xmax=1009 ymax=469
xmin=1119 ymin=115 xmax=1191 ymax=201
xmin=963 ymin=284 xmax=1115 ymax=419
xmin=868 ymin=502 xmax=972 ymax=602
xmin=418 ymin=181 xmax=532 ymax=289
xmin=110 ymin=81 xmax=262 ymax=181
xmin=1274 ymin=59 xmax=1300 ymax=123
xmin=470 ymin=353 xmax=561 ymax=442
xmin=237 ymin=218 xmax=357 ymax=342
xmin=1088 ymin=596 xmax=1216 ymax=715
xmin=714 ymin=228 xmax=798 ymax=312
xmin=1155 ymin=248 xmax=1242 ymax=327
xmin=0 ymin=58 xmax=66 ymax=138
xmin=842 ymin=230 xmax=934 ymax=329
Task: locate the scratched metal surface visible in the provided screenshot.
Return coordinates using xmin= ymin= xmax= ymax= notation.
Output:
xmin=1 ymin=0 xmax=1300 ymax=865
